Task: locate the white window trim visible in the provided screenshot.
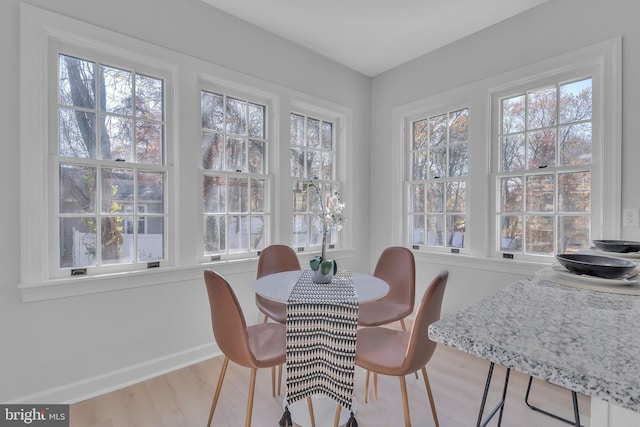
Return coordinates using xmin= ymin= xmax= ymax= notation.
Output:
xmin=392 ymin=37 xmax=621 ymax=266
xmin=196 ymin=76 xmax=278 ymax=263
xmin=289 ymin=97 xmax=352 ymax=255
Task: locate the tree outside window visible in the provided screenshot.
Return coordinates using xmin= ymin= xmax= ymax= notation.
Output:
xmin=497 ymin=78 xmax=592 ymax=255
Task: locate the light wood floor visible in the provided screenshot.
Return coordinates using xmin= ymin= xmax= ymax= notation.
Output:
xmin=70 ymin=344 xmax=590 ymax=427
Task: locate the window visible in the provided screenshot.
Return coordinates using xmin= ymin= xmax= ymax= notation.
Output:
xmin=201 ymin=90 xmax=269 ymax=258
xmin=290 ymin=112 xmax=341 ymax=250
xmin=407 ymin=108 xmax=469 ymax=249
xmin=56 ymin=53 xmax=168 ymax=272
xmin=397 ymin=38 xmax=619 ymax=264
xmin=495 ymin=77 xmax=593 ymax=256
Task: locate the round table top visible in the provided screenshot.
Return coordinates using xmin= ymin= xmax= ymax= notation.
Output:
xmin=254 ymin=270 xmax=389 ymax=303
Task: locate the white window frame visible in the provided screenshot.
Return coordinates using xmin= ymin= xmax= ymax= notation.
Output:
xmin=289 ymin=99 xmax=350 ymax=256
xmin=20 ymin=5 xmax=180 ymax=300
xmin=393 ymin=37 xmax=621 ymax=266
xmin=197 ymin=79 xmax=275 ymax=263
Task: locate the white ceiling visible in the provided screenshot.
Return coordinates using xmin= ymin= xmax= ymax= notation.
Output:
xmin=201 ymin=0 xmax=549 ymax=77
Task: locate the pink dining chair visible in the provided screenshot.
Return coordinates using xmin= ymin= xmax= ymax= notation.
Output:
xmin=204 ymin=269 xmax=286 ymax=427
xmin=355 ymin=270 xmax=449 ymax=427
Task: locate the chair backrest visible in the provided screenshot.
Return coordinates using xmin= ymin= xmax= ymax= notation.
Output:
xmin=256 ymin=244 xmax=301 ymax=279
xmin=204 ymin=269 xmax=255 ymax=367
xmin=402 ymin=270 xmax=449 ymax=374
xmin=373 ymin=246 xmax=416 ymax=306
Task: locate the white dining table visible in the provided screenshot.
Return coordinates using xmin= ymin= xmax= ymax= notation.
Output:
xmin=254 ymin=269 xmax=389 ymax=427
xmin=254 ymin=269 xmax=389 ymax=304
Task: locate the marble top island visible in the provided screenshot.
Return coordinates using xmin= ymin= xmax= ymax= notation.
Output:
xmin=428 ymin=275 xmax=640 ymax=415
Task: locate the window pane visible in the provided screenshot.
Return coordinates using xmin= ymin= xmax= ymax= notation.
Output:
xmin=412 ymin=150 xmax=428 ymax=180
xmin=59 ymin=217 xmax=97 ymax=268
xmin=251 ymin=215 xmax=265 ymax=251
xmin=409 ymin=214 xmax=424 ymax=244
xmin=502 ymin=95 xmax=525 ymax=134
xmin=293 ymin=181 xmax=307 ymax=213
xmin=203 ymin=176 xmax=226 ymax=213
xmin=449 ymin=109 xmax=468 ymax=143
xmin=558 ymin=216 xmax=590 ymax=253
xmin=527 ymin=86 xmax=557 ymax=129
xmin=559 ymin=171 xmax=590 ymax=213
xmin=526 ymin=174 xmax=554 ymax=213
xmin=138 ymin=171 xmax=164 ymax=212
xmin=60 ymin=164 xmax=96 ymax=213
xmin=248 ymin=139 xmax=265 ymax=173
xmin=227 ymin=215 xmax=249 ymax=253
xmin=321 ymin=152 xmax=333 ymax=181
xmin=248 ymin=103 xmax=265 ymax=138
xmin=308 ymin=150 xmax=321 ymax=179
xmin=59 ymin=107 xmax=96 ymax=158
xmin=307 ymin=118 xmax=320 ymax=148
xmin=322 ymin=122 xmax=333 ymax=150
xmin=429 ymin=114 xmax=447 ymax=146
xmin=225 ymin=136 xmax=245 ymax=171
xmin=449 ymin=143 xmax=468 ymax=176
xmin=202 ymin=132 xmax=223 ymax=170
xmin=560 ymin=123 xmax=592 ymax=166
xmin=446 ymin=181 xmax=465 ymax=213
xmin=426 ymin=214 xmax=444 ymax=246
xmin=500 ymin=177 xmax=523 ymax=213
xmin=137 ymin=217 xmax=164 ymax=261
xmin=101 ymin=216 xmax=130 ymax=263
xmin=527 ymin=129 xmax=556 ymax=169
xmin=204 ymin=216 xmax=225 ymax=254
xmin=100 ymin=65 xmax=133 ymax=115
xmin=410 ymin=184 xmax=424 ymax=213
xmin=501 ymin=134 xmax=525 ymax=172
xmin=228 ymin=177 xmax=248 ymax=213
xmin=446 ymin=214 xmax=465 ymax=248
xmin=135 ymin=74 xmax=163 ymax=121
xmin=525 ymin=215 xmax=554 ymax=255
xmin=426 ymin=182 xmax=444 ymax=212
xmin=560 ymin=78 xmax=592 ymax=124
xmin=290 ymin=148 xmax=304 ymax=177
xmin=59 ymin=54 xmax=96 ymax=109
xmin=226 ymin=98 xmax=246 ymax=135
xmin=428 ymin=147 xmax=446 ymax=178
xmin=251 ymin=179 xmax=265 ymax=212
xmin=201 ymin=92 xmax=224 ymax=131
xmin=136 ymin=120 xmax=163 ymax=165
xmin=500 ymin=215 xmax=522 ymax=251
xmin=103 ymin=115 xmax=133 ymax=161
xmin=413 ymin=119 xmax=428 ymax=150
xmin=290 ymin=113 xmax=305 ymax=146
xmin=101 ymin=168 xmax=134 ymax=213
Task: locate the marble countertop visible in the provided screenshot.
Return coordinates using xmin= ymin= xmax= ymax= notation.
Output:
xmin=428 ymin=275 xmax=640 ymax=412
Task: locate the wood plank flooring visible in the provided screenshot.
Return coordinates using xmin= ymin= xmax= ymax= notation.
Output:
xmin=70 ymin=344 xmax=590 ymax=427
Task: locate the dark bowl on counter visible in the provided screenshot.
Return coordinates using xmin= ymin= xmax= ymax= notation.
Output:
xmin=593 ymin=240 xmax=640 ymax=253
xmin=556 ymin=253 xmax=637 ymax=279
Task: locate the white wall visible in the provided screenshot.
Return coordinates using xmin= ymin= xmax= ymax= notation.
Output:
xmin=0 ymin=0 xmax=370 ymax=403
xmin=369 ymin=0 xmax=640 ymax=314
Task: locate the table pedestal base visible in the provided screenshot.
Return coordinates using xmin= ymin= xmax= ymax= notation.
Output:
xmin=284 ymin=395 xmax=358 ymax=427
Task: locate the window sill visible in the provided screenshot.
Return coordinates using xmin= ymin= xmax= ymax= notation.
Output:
xmin=18 ymin=258 xmax=260 ymax=303
xmin=413 ymin=250 xmax=550 ymax=277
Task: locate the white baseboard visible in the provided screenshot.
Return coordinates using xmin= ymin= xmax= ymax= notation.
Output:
xmin=6 ymin=343 xmax=221 ymax=404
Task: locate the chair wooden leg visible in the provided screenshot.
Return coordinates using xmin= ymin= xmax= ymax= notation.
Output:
xmin=271 ymin=367 xmax=276 ymax=397
xmin=422 ymin=367 xmax=439 ymax=427
xmin=245 ymin=368 xmax=257 ymax=427
xmin=263 ymin=314 xmax=269 ymax=323
xmin=306 ymin=396 xmax=316 ymax=427
xmin=208 ymin=356 xmax=229 ymax=427
xmin=399 ymin=375 xmax=411 ymax=427
xmin=374 ymin=371 xmax=379 ymax=400
xmin=334 ymin=403 xmax=342 ymax=427
xmin=365 ymin=370 xmax=371 ymax=403
xmin=399 ymin=320 xmax=419 ymax=380
xmin=278 ymin=364 xmax=283 ymax=396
